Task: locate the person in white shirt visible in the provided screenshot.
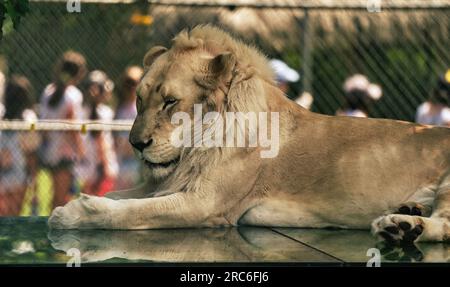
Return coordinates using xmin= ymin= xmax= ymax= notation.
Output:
xmin=0 ymin=75 xmax=37 ymax=215
xmin=78 ymin=70 xmax=119 ymax=197
xmin=114 ymin=66 xmax=143 ymax=189
xmin=39 ymin=51 xmax=87 ymax=208
xmin=269 ymin=59 xmax=300 ymax=94
xmin=416 ymin=70 xmax=450 ymax=127
xmin=269 ymin=59 xmax=315 ymax=110
xmin=0 ymin=71 xmax=6 ymax=119
xmin=336 ymin=74 xmax=383 ymax=118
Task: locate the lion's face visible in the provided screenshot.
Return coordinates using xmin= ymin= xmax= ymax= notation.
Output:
xmin=129 ymin=46 xmax=234 ymax=180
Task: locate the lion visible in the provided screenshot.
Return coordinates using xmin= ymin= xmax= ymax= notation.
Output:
xmin=49 ymin=25 xmax=450 ymax=245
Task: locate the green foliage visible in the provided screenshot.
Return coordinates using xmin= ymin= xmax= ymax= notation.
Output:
xmin=0 ymin=0 xmax=29 ymax=39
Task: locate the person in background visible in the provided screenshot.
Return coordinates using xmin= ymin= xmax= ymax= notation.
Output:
xmin=269 ymin=59 xmax=314 ymax=110
xmin=336 ymin=74 xmax=383 ymax=118
xmin=115 ymin=66 xmax=143 ymax=121
xmin=79 ymin=70 xmax=118 ymax=196
xmin=415 ymin=69 xmax=450 ymax=127
xmin=19 ymin=133 xmax=54 ymax=216
xmin=269 ymin=59 xmax=300 ymax=94
xmin=114 ymin=66 xmax=143 ymax=189
xmin=0 ymin=75 xmax=37 ymax=215
xmin=40 ymin=51 xmax=87 ymax=209
xmin=0 ymin=71 xmax=6 ymax=119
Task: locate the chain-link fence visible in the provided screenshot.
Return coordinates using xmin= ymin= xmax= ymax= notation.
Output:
xmin=0 ymin=0 xmax=449 ymax=215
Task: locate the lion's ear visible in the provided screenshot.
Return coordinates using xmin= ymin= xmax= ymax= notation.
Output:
xmin=143 ymin=46 xmax=168 ymax=68
xmin=196 ymin=53 xmax=236 ymax=90
xmin=208 ymin=53 xmax=235 ymax=78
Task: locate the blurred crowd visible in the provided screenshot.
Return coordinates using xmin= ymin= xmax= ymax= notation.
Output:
xmin=0 ymin=52 xmax=449 ymax=216
xmin=0 ymin=51 xmax=144 ymax=215
xmin=270 ymin=58 xmax=450 ymax=127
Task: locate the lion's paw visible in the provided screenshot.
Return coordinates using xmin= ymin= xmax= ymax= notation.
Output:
xmin=371 ymin=214 xmax=424 ymax=245
xmin=48 ymin=194 xmax=116 ymax=229
xmin=394 ymin=202 xmax=431 ymax=217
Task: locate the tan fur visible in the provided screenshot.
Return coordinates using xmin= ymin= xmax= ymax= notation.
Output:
xmin=49 ymin=26 xmax=450 ymax=243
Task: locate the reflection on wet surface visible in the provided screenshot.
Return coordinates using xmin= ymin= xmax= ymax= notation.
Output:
xmin=48 ymin=227 xmax=337 ymax=263
xmin=273 ymin=228 xmax=450 ymax=263
xmin=0 ymin=217 xmax=448 ymax=264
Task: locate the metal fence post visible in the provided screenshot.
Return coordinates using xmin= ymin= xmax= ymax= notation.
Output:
xmin=301 ymin=7 xmax=313 ymax=95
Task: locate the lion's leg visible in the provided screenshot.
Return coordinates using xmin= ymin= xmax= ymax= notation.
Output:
xmin=104 ymin=185 xmax=150 ymax=200
xmin=372 ymin=175 xmax=450 ymax=244
xmin=48 ymin=191 xmax=223 ymax=230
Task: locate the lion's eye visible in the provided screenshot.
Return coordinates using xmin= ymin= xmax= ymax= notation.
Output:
xmin=163 ymin=98 xmax=178 ymax=110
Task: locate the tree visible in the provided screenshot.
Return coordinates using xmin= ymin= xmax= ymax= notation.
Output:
xmin=0 ymin=0 xmax=29 ymax=40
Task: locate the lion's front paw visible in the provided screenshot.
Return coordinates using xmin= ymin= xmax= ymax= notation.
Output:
xmin=371 ymin=214 xmax=424 ymax=245
xmin=48 ymin=194 xmax=116 ymax=229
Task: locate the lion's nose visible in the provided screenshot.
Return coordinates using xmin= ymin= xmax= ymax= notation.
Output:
xmin=130 ymin=138 xmax=152 ymax=152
